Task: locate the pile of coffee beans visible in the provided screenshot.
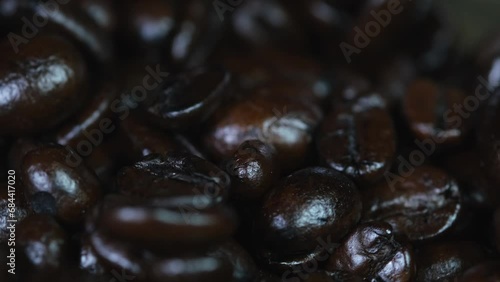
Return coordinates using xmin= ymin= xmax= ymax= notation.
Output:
xmin=0 ymin=0 xmax=499 ymax=281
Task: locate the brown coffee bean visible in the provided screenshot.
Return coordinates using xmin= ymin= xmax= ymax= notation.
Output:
xmin=21 ymin=145 xmax=102 ymax=224
xmin=0 ymin=35 xmax=87 ymax=136
xmin=317 ymin=93 xmax=396 ymax=184
xmin=415 ymin=241 xmax=486 ymax=282
xmin=254 ymin=167 xmax=361 ymax=257
xmin=362 ymin=165 xmax=462 ymax=241
xmin=403 ymin=79 xmax=468 ymax=145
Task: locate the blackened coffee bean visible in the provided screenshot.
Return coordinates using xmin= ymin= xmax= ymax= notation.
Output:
xmin=326 ymin=222 xmax=395 ymax=277
xmin=96 ymin=195 xmax=237 ymax=253
xmin=376 ymin=241 xmax=415 ymax=282
xmin=21 ymin=145 xmax=102 ymax=224
xmin=56 ymin=82 xmax=117 ymax=148
xmin=415 ymin=241 xmax=486 ymax=282
xmin=0 ymin=35 xmax=87 ymax=136
xmin=254 ymin=167 xmax=361 ymax=257
xmin=403 ymin=79 xmax=468 ymax=145
xmin=117 ymin=152 xmax=230 ymax=206
xmin=17 ymin=215 xmax=69 ymax=273
xmin=459 ymin=261 xmax=500 ymax=282
xmin=225 ymin=140 xmax=279 ymax=201
xmin=142 ymin=66 xmax=230 ymax=130
xmin=204 ymin=88 xmax=322 ymax=172
xmin=362 ymin=165 xmax=461 ymax=241
xmin=208 ymin=240 xmax=258 ymax=282
xmin=317 ymin=93 xmax=396 ymax=184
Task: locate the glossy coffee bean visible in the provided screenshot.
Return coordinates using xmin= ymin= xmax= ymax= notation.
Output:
xmin=117 ymin=152 xmax=230 ymax=206
xmin=89 ymin=229 xmax=144 ymax=278
xmin=403 ymin=79 xmax=468 ymax=145
xmin=317 ymin=93 xmax=396 ymax=184
xmin=415 ymin=241 xmax=486 ymax=282
xmin=362 ymin=165 xmax=461 ymax=241
xmin=254 ymin=167 xmax=361 ymax=257
xmin=326 ymin=222 xmax=414 ymax=281
xmin=21 ymin=144 xmax=101 ymax=224
xmin=142 ymin=66 xmax=230 ymax=130
xmin=17 ymin=215 xmax=69 ymax=273
xmin=56 ymin=82 xmax=117 ymax=148
xmin=0 ymin=35 xmax=87 ymax=136
xmin=204 ymin=88 xmax=323 ymax=172
xmin=96 ymin=195 xmax=237 ymax=253
xmin=477 ymin=88 xmax=500 ymax=187
xmin=224 ymin=140 xmax=279 ymax=201
xmin=208 ymin=240 xmax=258 ymax=282
xmin=459 ymin=261 xmax=500 ymax=282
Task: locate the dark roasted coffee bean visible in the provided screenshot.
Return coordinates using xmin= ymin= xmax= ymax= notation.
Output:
xmin=326 ymin=222 xmax=415 ymax=281
xmin=0 ymin=35 xmax=87 ymax=136
xmin=403 ymin=79 xmax=468 ymax=145
xmin=17 ymin=215 xmax=69 ymax=274
xmin=317 ymin=93 xmax=396 ymax=184
xmin=362 ymin=165 xmax=461 ymax=241
xmin=459 ymin=261 xmax=500 ymax=282
xmin=208 ymin=240 xmax=258 ymax=282
xmin=117 ymin=152 xmax=230 ymax=206
xmin=204 ymin=88 xmax=322 ymax=172
xmin=225 ymin=140 xmax=279 ymax=201
xmin=254 ymin=167 xmax=361 ymax=258
xmin=95 ymin=195 xmax=237 ymax=253
xmin=142 ymin=66 xmax=230 ymax=130
xmin=21 ymin=145 xmax=101 ymax=224
xmin=56 ymin=82 xmax=117 ymax=148
xmin=415 ymin=241 xmax=486 ymax=282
